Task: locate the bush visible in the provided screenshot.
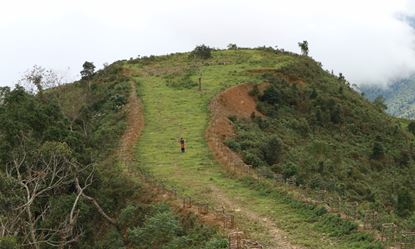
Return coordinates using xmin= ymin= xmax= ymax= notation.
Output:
xmin=261 ymin=135 xmax=283 ymax=165
xmin=257 ymin=166 xmax=275 ymax=179
xmin=248 ymin=85 xmax=259 ymax=97
xmin=224 ymin=139 xmax=240 ymax=151
xmin=0 ymin=237 xmax=18 ymax=249
xmin=190 ymin=45 xmax=212 ymax=59
xmin=165 ymin=73 xmax=198 ymax=89
xmin=128 ymin=211 xmax=181 ymax=249
xmin=243 ymin=152 xmax=264 ymax=167
xmin=260 ymin=86 xmax=281 ymax=105
xmin=282 ymin=162 xmax=298 ymax=180
xmin=204 ymin=238 xmax=228 ymax=249
xmin=397 ymin=189 xmax=414 ymax=217
xmin=408 ymin=121 xmax=415 ymax=135
xmin=118 ymin=204 xmax=146 ymax=228
xmin=371 ymin=141 xmax=385 ymax=160
xmin=95 ymin=228 xmax=125 ymax=249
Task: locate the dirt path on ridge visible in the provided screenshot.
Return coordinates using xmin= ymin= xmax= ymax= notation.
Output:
xmin=204 ymin=83 xmax=303 ymax=249
xmin=119 ymin=81 xmax=144 ymax=163
xmin=118 ymin=80 xmax=303 ymax=248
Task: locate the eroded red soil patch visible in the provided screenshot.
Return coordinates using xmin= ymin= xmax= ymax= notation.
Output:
xmin=206 ymin=83 xmax=268 ymax=175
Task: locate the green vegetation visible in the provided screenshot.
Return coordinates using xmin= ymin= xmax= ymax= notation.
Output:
xmin=0 ymin=61 xmax=225 ymax=248
xmin=0 ymin=62 xmax=135 ymax=248
xmin=225 ymin=54 xmax=415 ymax=228
xmin=190 ymin=44 xmax=213 ymax=60
xmin=361 ymin=75 xmax=415 ymax=119
xmin=127 ymin=48 xmax=384 ymax=248
xmin=80 ymin=61 xmax=96 ymax=80
xmin=125 ymin=204 xmax=226 ymax=249
xmin=298 ymin=40 xmax=309 ymax=56
xmin=4 ymin=45 xmax=413 ymax=248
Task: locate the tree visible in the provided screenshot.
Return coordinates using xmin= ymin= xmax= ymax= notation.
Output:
xmin=227 ymin=43 xmax=237 ymax=50
xmin=260 ymin=86 xmax=280 ymax=105
xmin=373 ymin=96 xmax=387 ymax=111
xmin=19 ymin=65 xmax=62 ymax=94
xmin=0 ymin=87 xmax=116 ymax=248
xmin=190 ymin=45 xmax=212 ymax=60
xmin=261 ymin=135 xmax=283 ymax=165
xmin=282 ymin=162 xmax=298 ymax=180
xmin=408 ymin=121 xmax=415 ymax=135
xmin=310 ymin=88 xmax=318 ymax=99
xmin=330 ymin=105 xmax=343 ymax=124
xmin=371 ymin=141 xmax=385 ymax=159
xmin=80 ymin=61 xmax=95 ymax=80
xmin=128 ymin=210 xmax=180 ymax=248
xmin=298 ymin=40 xmax=309 ymax=56
xmin=3 ymin=141 xmax=90 ymax=249
xmin=396 ymin=189 xmax=414 ymax=217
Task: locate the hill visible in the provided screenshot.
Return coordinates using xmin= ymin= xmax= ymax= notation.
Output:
xmin=121 ymin=47 xmax=393 ymax=248
xmin=0 ymin=63 xmax=227 ymax=248
xmin=360 ymin=75 xmax=415 ymax=119
xmin=3 ymin=46 xmax=415 ymax=248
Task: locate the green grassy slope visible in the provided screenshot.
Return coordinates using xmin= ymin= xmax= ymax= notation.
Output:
xmin=124 ymin=48 xmax=383 ymax=248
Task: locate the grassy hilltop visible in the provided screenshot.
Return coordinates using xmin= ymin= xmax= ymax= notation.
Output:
xmin=2 ymin=46 xmax=415 ymax=248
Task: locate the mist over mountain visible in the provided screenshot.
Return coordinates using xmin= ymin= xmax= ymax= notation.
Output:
xmin=361 ymin=74 xmax=415 ymax=119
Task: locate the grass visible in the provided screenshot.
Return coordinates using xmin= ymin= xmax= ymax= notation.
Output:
xmin=127 ymin=49 xmax=383 ymax=248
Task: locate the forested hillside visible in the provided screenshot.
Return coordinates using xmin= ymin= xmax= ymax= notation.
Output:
xmin=0 ymin=62 xmax=226 ymax=248
xmin=225 ymin=54 xmax=415 ymax=229
xmin=361 ymin=75 xmax=415 ymax=119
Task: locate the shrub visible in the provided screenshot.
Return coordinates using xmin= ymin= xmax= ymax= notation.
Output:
xmin=128 ymin=211 xmax=181 ymax=249
xmin=397 ymin=189 xmax=414 ymax=217
xmin=0 ymin=237 xmax=18 ymax=249
xmin=282 ymin=162 xmax=298 ymax=180
xmin=243 ymin=152 xmax=264 ymax=167
xmin=224 ymin=139 xmax=240 ymax=151
xmin=371 ymin=141 xmax=385 ymax=160
xmin=257 ymin=166 xmax=275 ymax=179
xmin=248 ymin=85 xmax=260 ymax=97
xmin=118 ymin=204 xmax=146 ymax=228
xmin=408 ymin=121 xmax=415 ymax=135
xmin=204 ymin=238 xmax=228 ymax=248
xmin=261 ymin=135 xmax=283 ymax=165
xmin=190 ymin=45 xmax=212 ymax=59
xmin=165 ymin=73 xmax=198 ymax=89
xmin=95 ymin=228 xmax=125 ymax=249
xmin=260 ymin=86 xmax=281 ymax=105
xmin=227 ymin=43 xmax=238 ymax=50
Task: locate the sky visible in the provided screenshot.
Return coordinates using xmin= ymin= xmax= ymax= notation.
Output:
xmin=1 ymin=0 xmax=415 ymax=87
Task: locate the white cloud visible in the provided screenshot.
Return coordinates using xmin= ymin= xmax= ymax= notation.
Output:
xmin=0 ymin=0 xmax=414 ymax=87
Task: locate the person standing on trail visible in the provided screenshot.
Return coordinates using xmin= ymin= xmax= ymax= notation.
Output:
xmin=180 ymin=138 xmax=185 ymax=153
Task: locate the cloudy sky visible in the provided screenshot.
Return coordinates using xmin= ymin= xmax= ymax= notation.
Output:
xmin=1 ymin=0 xmax=414 ymax=87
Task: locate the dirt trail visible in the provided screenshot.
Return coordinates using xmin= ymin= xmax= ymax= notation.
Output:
xmin=205 ymin=83 xmax=302 ymax=249
xmin=119 ymin=81 xmax=144 ymax=163
xmin=120 ymin=79 xmax=303 ymax=248
xmin=118 ymin=80 xmax=263 ymax=247
xmin=208 ymin=184 xmax=302 ymax=249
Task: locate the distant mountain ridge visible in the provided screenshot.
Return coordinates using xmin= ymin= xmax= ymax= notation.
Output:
xmin=361 ymin=74 xmax=415 ymax=119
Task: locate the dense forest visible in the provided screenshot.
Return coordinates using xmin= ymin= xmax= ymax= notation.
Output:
xmin=0 ymin=63 xmax=226 ymax=248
